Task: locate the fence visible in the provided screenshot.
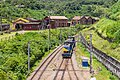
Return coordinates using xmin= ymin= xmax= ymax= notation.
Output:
xmin=0 ymin=35 xmax=15 ymax=41
xmin=0 ymin=30 xmax=25 ymax=42
xmin=80 ymin=33 xmax=120 ymax=78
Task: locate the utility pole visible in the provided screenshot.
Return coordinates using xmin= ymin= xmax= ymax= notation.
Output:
xmin=48 ymin=17 xmax=51 ymax=53
xmin=0 ymin=1 xmax=2 ymax=34
xmin=28 ymin=42 xmax=30 ymax=74
xmin=90 ymin=34 xmax=93 ymax=73
xmin=0 ymin=16 xmax=2 ymax=34
xmin=60 ymin=28 xmax=62 ymax=44
xmin=41 ymin=20 xmax=44 ymax=30
xmin=47 ymin=11 xmax=53 ymax=52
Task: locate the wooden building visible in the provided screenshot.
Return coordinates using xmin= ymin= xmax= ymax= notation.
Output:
xmin=23 ymin=22 xmax=41 ymax=30
xmin=13 ymin=18 xmax=42 ymax=30
xmin=86 ymin=16 xmax=93 ymax=24
xmin=92 ymin=17 xmax=100 ymax=24
xmin=0 ymin=24 xmax=10 ymax=31
xmin=44 ymin=16 xmax=68 ymax=28
xmin=71 ymin=16 xmax=81 ymax=25
xmin=71 ymin=16 xmax=99 ymax=25
xmin=79 ymin=16 xmax=87 ymax=25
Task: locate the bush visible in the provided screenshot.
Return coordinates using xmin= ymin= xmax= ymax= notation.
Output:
xmin=114 ymin=29 xmax=120 ymax=43
xmin=0 ymin=27 xmax=78 ymax=80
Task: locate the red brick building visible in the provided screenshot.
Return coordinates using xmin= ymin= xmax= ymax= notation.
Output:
xmin=23 ymin=22 xmax=41 ymax=30
xmin=44 ymin=16 xmax=68 ymax=28
xmin=13 ymin=18 xmax=42 ymax=30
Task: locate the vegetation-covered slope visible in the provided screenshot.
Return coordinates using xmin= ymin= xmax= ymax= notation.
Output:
xmin=85 ymin=0 xmax=120 ymax=62
xmin=94 ymin=0 xmax=120 ymax=43
xmin=0 ymin=0 xmax=118 ymax=21
xmin=109 ymin=0 xmax=120 ymax=20
xmin=0 ymin=27 xmax=78 ymax=80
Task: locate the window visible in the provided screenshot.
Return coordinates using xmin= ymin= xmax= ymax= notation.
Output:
xmin=32 ymin=25 xmax=37 ymax=28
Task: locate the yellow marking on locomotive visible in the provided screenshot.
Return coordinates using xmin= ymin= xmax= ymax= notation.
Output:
xmin=62 ymin=48 xmax=68 ymax=52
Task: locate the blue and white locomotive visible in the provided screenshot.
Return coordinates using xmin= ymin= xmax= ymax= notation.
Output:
xmin=62 ymin=36 xmax=75 ymax=58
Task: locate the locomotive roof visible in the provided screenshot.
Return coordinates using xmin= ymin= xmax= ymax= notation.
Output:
xmin=68 ymin=36 xmax=75 ymax=38
xmin=64 ymin=44 xmax=71 ymax=46
xmin=65 ymin=39 xmax=73 ymax=43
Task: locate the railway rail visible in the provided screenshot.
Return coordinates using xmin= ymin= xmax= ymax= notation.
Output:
xmin=27 ymin=34 xmax=88 ymax=80
xmin=70 ymin=59 xmax=79 ymax=80
xmin=53 ymin=58 xmax=81 ymax=80
xmin=27 ymin=44 xmax=86 ymax=80
xmin=27 ymin=45 xmax=63 ymax=80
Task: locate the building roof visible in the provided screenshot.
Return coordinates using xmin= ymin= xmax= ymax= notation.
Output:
xmin=26 ymin=18 xmax=37 ymax=21
xmin=2 ymin=24 xmax=10 ymax=26
xmin=85 ymin=16 xmax=92 ymax=19
xmin=23 ymin=22 xmax=40 ymax=25
xmin=72 ymin=16 xmax=81 ymax=20
xmin=93 ymin=17 xmax=100 ymax=20
xmin=81 ymin=56 xmax=89 ymax=60
xmin=13 ymin=18 xmax=29 ymax=23
xmin=49 ymin=16 xmax=68 ymax=20
xmin=16 ymin=5 xmax=25 ymax=8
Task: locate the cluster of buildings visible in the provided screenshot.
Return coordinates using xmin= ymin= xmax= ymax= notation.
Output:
xmin=12 ymin=16 xmax=69 ymax=30
xmin=1 ymin=16 xmax=99 ymax=31
xmin=71 ymin=16 xmax=99 ymax=25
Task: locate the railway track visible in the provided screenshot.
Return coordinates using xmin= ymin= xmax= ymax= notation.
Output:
xmin=53 ymin=58 xmax=80 ymax=80
xmin=27 ymin=47 xmax=85 ymax=80
xmin=27 ymin=45 xmax=63 ymax=80
xmin=27 ymin=34 xmax=87 ymax=80
xmin=70 ymin=59 xmax=79 ymax=80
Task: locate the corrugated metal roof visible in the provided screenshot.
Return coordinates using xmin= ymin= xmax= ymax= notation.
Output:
xmin=72 ymin=16 xmax=81 ymax=20
xmin=26 ymin=18 xmax=37 ymax=21
xmin=23 ymin=22 xmax=40 ymax=25
xmin=49 ymin=16 xmax=68 ymax=20
xmin=93 ymin=17 xmax=100 ymax=20
xmin=1 ymin=24 xmax=10 ymax=26
xmin=85 ymin=16 xmax=92 ymax=19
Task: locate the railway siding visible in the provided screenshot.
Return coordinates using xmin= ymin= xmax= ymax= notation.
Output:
xmin=27 ymin=45 xmax=63 ymax=80
xmin=80 ymin=33 xmax=120 ymax=78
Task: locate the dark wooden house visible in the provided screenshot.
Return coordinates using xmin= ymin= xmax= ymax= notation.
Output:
xmin=0 ymin=24 xmax=10 ymax=31
xmin=86 ymin=16 xmax=93 ymax=24
xmin=71 ymin=16 xmax=81 ymax=25
xmin=79 ymin=16 xmax=87 ymax=25
xmin=92 ymin=17 xmax=100 ymax=24
xmin=72 ymin=16 xmax=99 ymax=25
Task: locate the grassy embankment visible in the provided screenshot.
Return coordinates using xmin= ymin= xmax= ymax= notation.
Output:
xmin=75 ymin=17 xmax=120 ymax=79
xmin=81 ymin=19 xmax=120 ymax=61
xmin=76 ymin=42 xmax=119 ymax=80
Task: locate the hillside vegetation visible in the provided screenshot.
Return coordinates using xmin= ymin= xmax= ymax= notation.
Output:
xmin=81 ymin=0 xmax=120 ymax=61
xmin=0 ymin=0 xmax=120 ymax=79
xmin=0 ymin=0 xmax=118 ymax=22
xmin=109 ymin=0 xmax=120 ymax=20
xmin=0 ymin=27 xmax=78 ymax=80
xmin=94 ymin=0 xmax=120 ymax=43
